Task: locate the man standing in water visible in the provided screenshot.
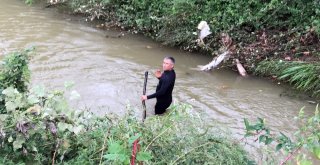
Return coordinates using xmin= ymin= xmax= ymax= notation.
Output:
xmin=141 ymin=57 xmax=176 ymax=115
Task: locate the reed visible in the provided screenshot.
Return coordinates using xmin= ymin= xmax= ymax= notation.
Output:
xmin=255 ymin=60 xmax=320 ymax=98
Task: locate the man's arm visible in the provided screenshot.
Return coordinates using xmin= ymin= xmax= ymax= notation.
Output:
xmin=147 ymin=77 xmax=172 ymax=99
xmin=155 ymin=69 xmax=162 ymax=79
xmin=141 ymin=95 xmax=147 ymax=101
xmin=141 ymin=70 xmax=162 ymax=101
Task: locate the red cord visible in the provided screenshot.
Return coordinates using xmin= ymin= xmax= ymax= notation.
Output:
xmin=130 ymin=139 xmax=139 ymax=165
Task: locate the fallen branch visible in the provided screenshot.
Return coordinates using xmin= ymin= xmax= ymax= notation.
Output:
xmin=200 ymin=51 xmax=231 ymax=71
xmin=235 ymin=59 xmax=248 ymax=77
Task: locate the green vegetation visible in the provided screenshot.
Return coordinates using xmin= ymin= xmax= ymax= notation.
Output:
xmin=26 ymin=0 xmax=320 ymax=49
xmin=244 ymin=105 xmax=320 ymax=164
xmin=0 ymin=48 xmax=34 ymax=114
xmin=255 ymin=60 xmax=320 ymax=98
xmin=0 ymin=50 xmax=251 ymax=164
xmin=0 ymin=48 xmax=33 ymax=93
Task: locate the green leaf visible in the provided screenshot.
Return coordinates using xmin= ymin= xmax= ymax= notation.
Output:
xmin=128 ymin=134 xmax=141 ymax=145
xmin=299 ymin=108 xmax=305 ymax=118
xmin=265 ymin=129 xmax=270 ymax=135
xmin=33 ymin=85 xmax=46 ymax=98
xmin=72 ymin=125 xmax=83 ymax=135
xmin=8 ymin=136 xmax=13 ymax=143
xmin=276 ymin=143 xmax=283 ymax=151
xmin=265 ymin=137 xmax=273 ymax=145
xmin=27 ymin=94 xmax=39 ymax=104
xmin=298 ymin=159 xmax=312 ymax=165
xmin=108 ymin=141 xmax=122 ymax=154
xmin=64 ymin=81 xmax=75 ymax=90
xmin=136 ymin=151 xmax=152 ymax=161
xmin=257 ymin=117 xmax=264 ymax=124
xmin=25 ymin=0 xmax=34 ymax=5
xmin=104 ymin=154 xmax=120 ymax=160
xmin=0 ymin=114 xmax=8 ymax=123
xmin=2 ymin=87 xmax=18 ymax=98
xmin=244 ymin=132 xmax=254 ymax=137
xmin=13 ymin=135 xmax=25 ymax=151
xmin=118 ymin=154 xmax=128 ymax=162
xmin=57 ymin=122 xmax=73 ymax=132
xmin=253 ymin=124 xmax=262 ymax=130
xmin=32 ymin=146 xmax=38 ymax=152
xmin=106 ymin=141 xmax=129 ymax=162
xmin=5 ymin=101 xmax=17 ymax=112
xmin=259 ymin=135 xmax=266 ymax=143
xmin=244 ymin=118 xmax=251 ymax=130
xmin=315 ymin=105 xmax=319 ymax=115
xmin=69 ymin=90 xmax=80 ymax=100
xmin=104 ymin=153 xmax=127 ymax=162
xmin=312 ymin=146 xmax=320 ymax=159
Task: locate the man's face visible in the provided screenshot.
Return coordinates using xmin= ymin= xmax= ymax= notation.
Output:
xmin=162 ymin=58 xmax=174 ymax=71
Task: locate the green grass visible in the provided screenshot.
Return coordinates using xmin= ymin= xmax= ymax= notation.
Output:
xmin=255 ymin=60 xmax=320 ymax=98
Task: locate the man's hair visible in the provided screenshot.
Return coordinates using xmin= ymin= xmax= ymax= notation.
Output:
xmin=165 ymin=56 xmax=175 ymax=64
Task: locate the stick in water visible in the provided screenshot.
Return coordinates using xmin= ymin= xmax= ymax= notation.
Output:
xmin=142 ymin=71 xmax=148 ymax=122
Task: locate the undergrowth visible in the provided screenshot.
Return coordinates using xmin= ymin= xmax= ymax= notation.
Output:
xmin=255 ymin=60 xmax=320 ymax=98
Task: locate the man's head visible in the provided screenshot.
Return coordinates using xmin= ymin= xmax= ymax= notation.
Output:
xmin=163 ymin=56 xmax=175 ymax=71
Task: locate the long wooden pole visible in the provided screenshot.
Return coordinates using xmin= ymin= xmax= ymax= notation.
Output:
xmin=142 ymin=71 xmax=148 ymax=122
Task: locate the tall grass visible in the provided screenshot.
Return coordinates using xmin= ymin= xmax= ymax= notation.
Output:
xmin=255 ymin=60 xmax=320 ymax=98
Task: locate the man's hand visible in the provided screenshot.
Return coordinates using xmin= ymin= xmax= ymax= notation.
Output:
xmin=154 ymin=69 xmax=162 ymax=78
xmin=141 ymin=95 xmax=147 ymax=101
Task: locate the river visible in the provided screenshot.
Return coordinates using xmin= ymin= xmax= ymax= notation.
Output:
xmin=0 ymin=0 xmax=318 ymax=163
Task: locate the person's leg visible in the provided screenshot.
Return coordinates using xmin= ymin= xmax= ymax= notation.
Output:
xmin=154 ymin=100 xmax=171 ymax=115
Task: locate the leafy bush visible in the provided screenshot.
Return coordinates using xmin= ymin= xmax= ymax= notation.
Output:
xmin=58 ymin=0 xmax=320 ymax=50
xmin=0 ymin=49 xmax=34 ymax=114
xmin=0 ymin=48 xmax=33 ymax=93
xmin=0 ymin=88 xmax=252 ymax=164
xmin=0 ymin=85 xmax=88 ymax=164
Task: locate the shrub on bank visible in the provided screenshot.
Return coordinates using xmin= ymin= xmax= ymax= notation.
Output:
xmin=0 ymin=87 xmax=252 ymax=164
xmin=52 ymin=0 xmax=319 ymax=50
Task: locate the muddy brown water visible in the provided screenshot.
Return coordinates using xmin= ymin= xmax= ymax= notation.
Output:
xmin=0 ymin=0 xmax=318 ymax=163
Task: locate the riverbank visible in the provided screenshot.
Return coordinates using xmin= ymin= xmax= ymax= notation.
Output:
xmin=34 ymin=0 xmax=320 ymax=99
